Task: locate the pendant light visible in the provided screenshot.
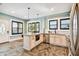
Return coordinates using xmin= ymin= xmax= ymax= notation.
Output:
xmin=36 ymin=13 xmax=39 ymax=19
xmin=27 ymin=7 xmax=30 ymax=20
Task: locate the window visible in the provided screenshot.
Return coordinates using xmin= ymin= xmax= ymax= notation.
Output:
xmin=34 ymin=22 xmax=40 ymax=33
xmin=60 ymin=18 xmax=70 ymax=30
xmin=28 ymin=23 xmax=32 ymax=32
xmin=12 ymin=21 xmax=23 ymax=35
xmin=28 ymin=22 xmax=40 ymax=33
xmin=49 ymin=20 xmax=58 ymax=30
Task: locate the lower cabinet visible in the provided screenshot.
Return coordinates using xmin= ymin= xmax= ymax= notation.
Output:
xmin=50 ymin=34 xmax=67 ymax=47
xmin=23 ymin=34 xmax=43 ymax=50
xmin=23 ymin=34 xmax=68 ymax=51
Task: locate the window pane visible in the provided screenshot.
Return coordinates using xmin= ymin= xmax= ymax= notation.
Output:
xmin=28 ymin=23 xmax=32 ymax=32
xmin=12 ymin=22 xmax=17 ymax=33
xmin=12 ymin=21 xmax=23 ymax=34
xmin=18 ymin=23 xmax=23 ymax=33
xmin=36 ymin=23 xmax=39 ymax=31
xmin=49 ymin=20 xmax=58 ymax=29
xmin=18 ymin=28 xmax=22 ymax=33
xmin=13 ymin=22 xmax=17 ymax=27
xmin=50 ymin=21 xmax=57 ymax=25
xmin=28 ymin=22 xmax=40 ymax=33
xmin=61 ymin=20 xmax=69 ymax=24
xmin=32 ymin=23 xmax=35 ymax=32
xmin=61 ymin=24 xmax=69 ymax=28
xmin=50 ymin=25 xmax=57 ymax=28
xmin=13 ymin=28 xmax=17 ymax=33
xmin=60 ymin=18 xmax=70 ymax=29
xmin=19 ymin=23 xmax=22 ymax=28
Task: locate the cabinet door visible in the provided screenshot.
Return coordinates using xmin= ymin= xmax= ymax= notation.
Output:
xmin=30 ymin=35 xmax=35 ymax=49
xmin=40 ymin=34 xmax=43 ymax=42
xmin=60 ymin=36 xmax=67 ymax=46
xmin=50 ymin=35 xmax=55 ymax=44
xmin=23 ymin=36 xmax=30 ymax=50
xmin=54 ymin=36 xmax=60 ymax=45
xmin=55 ymin=35 xmax=67 ymax=47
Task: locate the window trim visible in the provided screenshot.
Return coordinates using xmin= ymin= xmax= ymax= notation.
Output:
xmin=49 ymin=20 xmax=58 ymax=30
xmin=28 ymin=23 xmax=32 ymax=32
xmin=60 ymin=18 xmax=70 ymax=30
xmin=12 ymin=21 xmax=23 ymax=35
xmin=28 ymin=22 xmax=40 ymax=33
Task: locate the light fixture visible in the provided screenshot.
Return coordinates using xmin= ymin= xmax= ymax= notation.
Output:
xmin=27 ymin=7 xmax=30 ymax=20
xmin=11 ymin=11 xmax=15 ymax=13
xmin=24 ymin=16 xmax=27 ymax=18
xmin=50 ymin=8 xmax=54 ymax=11
xmin=36 ymin=13 xmax=39 ymax=19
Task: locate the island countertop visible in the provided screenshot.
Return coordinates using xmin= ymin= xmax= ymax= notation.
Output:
xmin=23 ymin=33 xmax=40 ymax=36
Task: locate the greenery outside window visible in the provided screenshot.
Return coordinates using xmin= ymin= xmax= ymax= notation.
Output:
xmin=28 ymin=22 xmax=40 ymax=33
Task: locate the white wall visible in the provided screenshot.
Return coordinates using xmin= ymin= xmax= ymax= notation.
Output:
xmin=0 ymin=17 xmax=10 ymax=43
xmin=0 ymin=14 xmax=25 ymax=43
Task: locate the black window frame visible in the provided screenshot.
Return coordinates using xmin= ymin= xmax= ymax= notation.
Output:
xmin=28 ymin=23 xmax=32 ymax=32
xmin=34 ymin=22 xmax=40 ymax=33
xmin=12 ymin=21 xmax=23 ymax=35
xmin=49 ymin=20 xmax=58 ymax=30
xmin=28 ymin=22 xmax=40 ymax=33
xmin=60 ymin=18 xmax=70 ymax=30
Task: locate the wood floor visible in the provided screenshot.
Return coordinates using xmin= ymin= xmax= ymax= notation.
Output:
xmin=0 ymin=40 xmax=68 ymax=56
xmin=76 ymin=49 xmax=79 ymax=56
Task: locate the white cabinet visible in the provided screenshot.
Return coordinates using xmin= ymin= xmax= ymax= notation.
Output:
xmin=23 ymin=34 xmax=43 ymax=50
xmin=50 ymin=34 xmax=67 ymax=47
xmin=23 ymin=35 xmax=30 ymax=50
xmin=23 ymin=35 xmax=35 ymax=50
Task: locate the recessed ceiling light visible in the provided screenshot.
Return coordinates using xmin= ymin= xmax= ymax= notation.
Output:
xmin=50 ymin=8 xmax=54 ymax=11
xmin=11 ymin=11 xmax=15 ymax=13
xmin=24 ymin=16 xmax=27 ymax=18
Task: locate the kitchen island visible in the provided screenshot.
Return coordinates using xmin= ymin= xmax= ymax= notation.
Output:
xmin=23 ymin=33 xmax=43 ymax=50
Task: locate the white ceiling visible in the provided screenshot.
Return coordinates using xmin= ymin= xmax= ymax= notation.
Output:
xmin=0 ymin=3 xmax=73 ymax=19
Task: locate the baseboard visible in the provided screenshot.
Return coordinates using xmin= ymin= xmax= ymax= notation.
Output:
xmin=43 ymin=42 xmax=68 ymax=48
xmin=50 ymin=43 xmax=68 ymax=48
xmin=9 ymin=39 xmax=23 ymax=42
